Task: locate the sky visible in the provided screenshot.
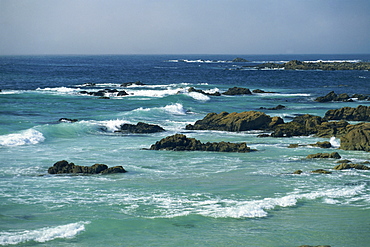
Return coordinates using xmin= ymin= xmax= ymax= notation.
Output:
xmin=0 ymin=0 xmax=369 ymax=55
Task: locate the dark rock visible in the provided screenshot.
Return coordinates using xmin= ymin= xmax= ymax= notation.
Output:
xmin=98 ymin=96 xmax=110 ymax=99
xmin=188 ymin=87 xmax=221 ymax=96
xmin=293 ymin=170 xmax=303 ymax=174
xmin=315 ymin=91 xmax=338 ymax=102
xmin=336 ymin=159 xmax=352 ymax=164
xmin=340 ymin=122 xmax=370 ymax=151
xmin=186 ymin=111 xmax=283 ymax=132
xmin=222 ymin=87 xmax=252 ymax=95
xmin=252 ymin=89 xmax=276 ymax=93
xmin=120 ymin=81 xmax=145 ymax=87
xmin=117 ymin=90 xmax=129 ymax=96
xmin=309 ymin=141 xmax=332 ymax=149
xmin=288 ymin=144 xmax=300 ymax=148
xmin=116 ymin=122 xmax=165 ymax=134
xmin=351 ymin=94 xmax=370 ymax=101
xmin=315 ymin=120 xmax=350 ymax=138
xmin=260 ymin=105 xmax=286 ymax=110
xmin=311 ymin=169 xmax=332 ymax=174
xmin=324 ymin=105 xmax=370 ymax=121
xmin=232 ymin=57 xmax=250 ymax=62
xmin=48 ymin=160 xmax=127 ymax=174
xmin=306 ymin=152 xmax=341 ymax=159
xmin=333 ymin=163 xmax=370 ymax=170
xmin=59 ymin=118 xmax=78 ymax=123
xmin=257 ymin=134 xmax=271 ymax=138
xmin=149 ymin=134 xmax=254 ymax=152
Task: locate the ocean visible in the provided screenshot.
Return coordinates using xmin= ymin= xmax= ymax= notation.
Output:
xmin=0 ymin=54 xmax=369 ymax=246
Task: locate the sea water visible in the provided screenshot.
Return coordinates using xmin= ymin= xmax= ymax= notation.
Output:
xmin=0 ymin=54 xmax=369 ymax=246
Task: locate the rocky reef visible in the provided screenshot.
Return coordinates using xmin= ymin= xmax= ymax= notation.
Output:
xmin=315 ymin=91 xmax=369 ymax=102
xmin=186 ymin=111 xmax=283 ymax=132
xmin=306 ymin=152 xmax=341 ymax=159
xmin=248 ymin=59 xmax=370 ymax=70
xmin=48 ymin=160 xmax=127 ymax=174
xmin=222 ymin=87 xmax=252 ymax=95
xmin=149 ymin=134 xmax=254 ymax=152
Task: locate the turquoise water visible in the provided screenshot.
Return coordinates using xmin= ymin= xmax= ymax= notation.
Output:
xmin=0 ymin=55 xmax=369 ymax=246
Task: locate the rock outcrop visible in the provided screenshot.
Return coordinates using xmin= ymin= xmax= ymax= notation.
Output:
xmin=222 ymin=87 xmax=252 ymax=95
xmin=249 ymin=59 xmax=370 ymax=70
xmin=79 ymin=89 xmax=128 ymax=97
xmin=334 ymin=163 xmax=370 ymax=170
xmin=186 ymin=111 xmax=283 ymax=132
xmin=188 ymin=87 xmax=221 ymax=96
xmin=48 ymin=160 xmax=127 ymax=174
xmin=315 ymin=91 xmax=369 ymax=102
xmin=232 ymin=57 xmax=250 ymax=62
xmin=120 ymin=81 xmax=145 ymax=87
xmin=339 ymin=122 xmax=370 ymax=152
xmin=116 ymin=122 xmax=165 ymax=133
xmin=324 ymin=105 xmax=370 ymax=121
xmin=306 ymin=152 xmax=341 ymax=159
xmin=149 ymin=134 xmax=254 ymax=152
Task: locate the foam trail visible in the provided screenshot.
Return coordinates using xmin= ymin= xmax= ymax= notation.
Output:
xmin=0 ymin=129 xmax=45 ymax=146
xmin=187 ymin=92 xmax=210 ymax=101
xmin=0 ymin=221 xmax=89 ymax=245
xmin=163 ymin=103 xmax=187 ymax=115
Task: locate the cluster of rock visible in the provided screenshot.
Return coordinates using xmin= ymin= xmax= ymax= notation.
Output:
xmin=248 ymin=59 xmax=370 ymax=70
xmin=120 ymin=81 xmax=145 ymax=87
xmin=115 ymin=122 xmax=165 ymax=134
xmin=79 ymin=88 xmax=129 ymax=98
xmin=187 ymin=86 xmax=277 ymax=97
xmin=184 ymin=106 xmax=370 ymax=152
xmin=149 ymin=134 xmax=254 ymax=152
xmin=324 ymin=105 xmax=370 ymax=121
xmin=292 ymin=153 xmax=369 ymax=175
xmin=48 ymin=160 xmax=127 ymax=175
xmin=315 ymin=91 xmax=369 ymax=102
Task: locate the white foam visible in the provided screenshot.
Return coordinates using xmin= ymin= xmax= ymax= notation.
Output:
xmin=36 ymin=87 xmax=80 ymax=94
xmin=101 ymin=119 xmax=130 ymax=132
xmin=0 ymin=129 xmax=45 ymax=146
xmin=126 ymin=88 xmax=184 ymax=98
xmin=304 ymin=59 xmax=361 ymax=63
xmin=330 ymin=136 xmax=341 ymax=148
xmin=187 ymin=92 xmax=210 ymax=101
xmin=163 ymin=103 xmax=187 ymax=115
xmin=0 ymin=221 xmax=89 ymax=245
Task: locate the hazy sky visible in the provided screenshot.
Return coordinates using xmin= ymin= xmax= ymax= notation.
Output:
xmin=1 ymin=0 xmax=369 ymax=55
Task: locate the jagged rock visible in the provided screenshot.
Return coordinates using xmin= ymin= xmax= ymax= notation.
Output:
xmin=149 ymin=134 xmax=254 ymax=152
xmin=59 ymin=118 xmax=78 ymax=123
xmin=271 ymin=114 xmax=323 ymax=137
xmin=315 ymin=91 xmax=339 ymax=102
xmin=324 ymin=105 xmax=370 ymax=121
xmin=186 ymin=111 xmax=283 ymax=132
xmin=306 ymin=152 xmax=341 ymax=159
xmin=116 ymin=122 xmax=165 ymax=133
xmin=48 ymin=160 xmax=127 ymax=174
xmin=222 ymin=87 xmax=252 ymax=95
xmin=117 ymin=90 xmax=129 ymax=96
xmin=188 ymin=87 xmax=221 ymax=96
xmin=333 ymin=163 xmax=370 ymax=170
xmin=311 ymin=169 xmax=332 ymax=174
xmin=340 ymin=122 xmax=370 ymax=151
xmin=315 ymin=120 xmax=350 ymax=138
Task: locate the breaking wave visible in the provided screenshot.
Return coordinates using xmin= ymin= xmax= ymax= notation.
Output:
xmin=0 ymin=129 xmax=45 ymax=146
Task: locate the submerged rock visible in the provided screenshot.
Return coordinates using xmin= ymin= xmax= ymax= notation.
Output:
xmin=149 ymin=134 xmax=254 ymax=152
xmin=48 ymin=160 xmax=127 ymax=174
xmin=116 ymin=122 xmax=165 ymax=133
xmin=59 ymin=118 xmax=78 ymax=123
xmin=120 ymin=81 xmax=145 ymax=87
xmin=186 ymin=111 xmax=283 ymax=132
xmin=306 ymin=152 xmax=341 ymax=159
xmin=311 ymin=169 xmax=332 ymax=174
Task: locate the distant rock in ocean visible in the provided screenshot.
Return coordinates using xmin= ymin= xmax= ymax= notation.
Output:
xmin=48 ymin=160 xmax=127 ymax=174
xmin=149 ymin=134 xmax=254 ymax=152
xmin=231 ymin=57 xmax=250 ymax=62
xmin=222 ymin=87 xmax=252 ymax=95
xmin=115 ymin=122 xmax=165 ymax=133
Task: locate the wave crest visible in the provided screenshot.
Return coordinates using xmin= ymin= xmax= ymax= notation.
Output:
xmin=0 ymin=129 xmax=45 ymax=146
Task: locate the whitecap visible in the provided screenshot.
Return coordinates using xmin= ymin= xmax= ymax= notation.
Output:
xmin=0 ymin=129 xmax=45 ymax=146
xmin=163 ymin=103 xmax=187 ymax=115
xmin=187 ymin=92 xmax=210 ymax=101
xmin=0 ymin=221 xmax=89 ymax=245
xmin=100 ymin=119 xmax=130 ymax=132
xmin=36 ymin=87 xmax=80 ymax=94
